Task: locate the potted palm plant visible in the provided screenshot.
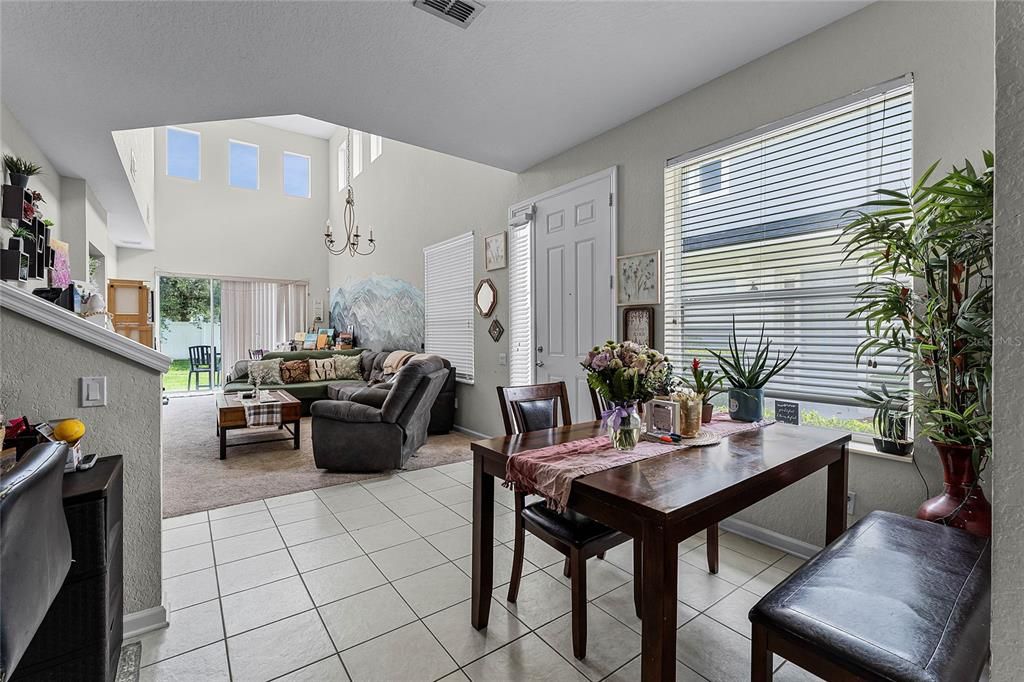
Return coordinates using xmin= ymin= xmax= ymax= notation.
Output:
xmin=707 ymin=318 xmax=795 ymax=422
xmin=840 ymin=152 xmax=992 ymax=536
xmin=3 ymin=154 xmax=44 ymax=188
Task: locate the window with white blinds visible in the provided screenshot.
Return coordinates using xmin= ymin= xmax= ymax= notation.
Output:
xmin=664 ymin=78 xmax=913 ymax=425
xmin=424 ymin=232 xmax=475 ymax=384
xmin=507 ymin=212 xmax=533 ymax=386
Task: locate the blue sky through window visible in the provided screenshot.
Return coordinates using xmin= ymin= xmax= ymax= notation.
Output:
xmin=283 ymin=152 xmax=310 ymax=198
xmin=166 ymin=128 xmax=200 ymax=180
xmin=229 ymin=141 xmax=259 ymax=189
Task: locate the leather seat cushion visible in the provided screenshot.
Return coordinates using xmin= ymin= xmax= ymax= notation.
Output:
xmin=522 ymin=502 xmax=619 ymax=549
xmin=749 ymin=511 xmax=990 ymax=682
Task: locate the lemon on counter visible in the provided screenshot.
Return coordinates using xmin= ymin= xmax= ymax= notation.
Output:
xmin=53 ymin=418 xmax=86 ymax=444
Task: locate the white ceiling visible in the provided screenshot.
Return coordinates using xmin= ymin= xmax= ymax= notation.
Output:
xmin=246 ymin=115 xmax=341 ymax=140
xmin=0 ymin=1 xmax=869 ymax=247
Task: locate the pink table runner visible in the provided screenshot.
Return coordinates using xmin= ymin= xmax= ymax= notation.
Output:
xmin=505 ymin=414 xmax=774 ymax=511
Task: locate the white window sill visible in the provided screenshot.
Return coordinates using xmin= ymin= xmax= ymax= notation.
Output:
xmin=848 ymin=440 xmax=915 ymax=464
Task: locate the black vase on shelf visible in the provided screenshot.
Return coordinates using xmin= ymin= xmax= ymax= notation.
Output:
xmin=9 ymin=173 xmax=30 ymax=189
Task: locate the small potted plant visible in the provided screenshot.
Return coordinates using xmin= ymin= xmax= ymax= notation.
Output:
xmin=3 ymin=154 xmax=44 ymax=189
xmin=707 ymin=318 xmax=795 ymax=422
xmin=856 ymin=385 xmax=913 ymax=456
xmin=4 ymin=224 xmax=34 ymax=253
xmin=683 ymin=357 xmax=726 ymax=423
xmin=18 ymin=252 xmax=29 ymax=280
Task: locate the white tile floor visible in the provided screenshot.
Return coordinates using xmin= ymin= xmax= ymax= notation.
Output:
xmin=140 ymin=460 xmax=822 ymax=681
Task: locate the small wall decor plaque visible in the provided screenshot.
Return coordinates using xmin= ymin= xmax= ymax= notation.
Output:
xmin=484 ymin=232 xmax=507 ymax=271
xmin=488 ymin=318 xmax=504 ymax=342
xmin=622 ymin=306 xmax=655 ymax=346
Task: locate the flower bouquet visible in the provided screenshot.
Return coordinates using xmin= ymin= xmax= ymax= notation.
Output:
xmin=582 ymin=340 xmax=670 ymax=451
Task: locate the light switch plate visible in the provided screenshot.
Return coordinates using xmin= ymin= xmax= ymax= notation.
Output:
xmin=80 ymin=377 xmax=107 ymax=407
xmin=498 ymin=353 xmax=507 ymax=366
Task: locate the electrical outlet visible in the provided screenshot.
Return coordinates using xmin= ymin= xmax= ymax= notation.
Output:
xmin=847 ymin=491 xmax=857 ymax=515
xmin=498 ymin=352 xmax=507 ymax=366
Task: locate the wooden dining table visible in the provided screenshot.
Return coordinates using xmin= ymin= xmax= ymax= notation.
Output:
xmin=470 ymin=420 xmax=850 ymax=682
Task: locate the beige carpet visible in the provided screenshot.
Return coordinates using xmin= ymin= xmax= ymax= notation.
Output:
xmin=162 ymin=394 xmax=474 ymax=518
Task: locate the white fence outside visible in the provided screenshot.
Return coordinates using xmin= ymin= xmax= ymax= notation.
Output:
xmin=160 ymin=321 xmax=222 ymax=360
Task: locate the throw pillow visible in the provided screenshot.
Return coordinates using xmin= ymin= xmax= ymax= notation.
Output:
xmin=248 ymin=358 xmax=283 ymax=386
xmin=333 ymin=353 xmax=363 ymax=380
xmin=280 ymin=360 xmax=310 ymax=384
xmin=309 ymin=358 xmax=336 ymax=382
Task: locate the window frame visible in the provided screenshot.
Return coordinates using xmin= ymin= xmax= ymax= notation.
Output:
xmin=282 ymin=151 xmax=312 ymax=199
xmin=663 ymin=75 xmax=914 ymax=444
xmin=338 ymin=139 xmax=349 ymax=192
xmin=165 ymin=126 xmax=201 ymax=182
xmin=423 ymin=232 xmax=476 ymax=384
xmin=370 ymin=134 xmax=382 ymax=163
xmin=228 ymin=139 xmax=260 ymax=190
xmin=352 ymin=132 xmax=364 ymax=179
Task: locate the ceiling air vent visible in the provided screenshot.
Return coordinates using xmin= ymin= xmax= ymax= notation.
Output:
xmin=414 ymin=0 xmax=484 ymax=28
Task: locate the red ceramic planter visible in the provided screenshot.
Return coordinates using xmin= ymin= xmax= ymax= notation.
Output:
xmin=916 ymin=441 xmax=991 ymax=537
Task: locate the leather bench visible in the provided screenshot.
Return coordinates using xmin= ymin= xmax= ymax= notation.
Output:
xmin=749 ymin=510 xmax=990 ymax=681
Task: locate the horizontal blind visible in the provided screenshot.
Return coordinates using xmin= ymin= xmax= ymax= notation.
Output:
xmin=508 ymin=218 xmax=533 ymax=385
xmin=664 ymin=81 xmax=912 ymax=407
xmin=424 ymin=232 xmax=475 ymax=383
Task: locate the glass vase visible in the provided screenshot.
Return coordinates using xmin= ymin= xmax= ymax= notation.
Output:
xmin=607 ymin=401 xmax=642 ymax=451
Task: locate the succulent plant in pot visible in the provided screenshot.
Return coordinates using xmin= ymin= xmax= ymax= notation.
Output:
xmin=3 ymin=154 xmax=44 ymax=189
xmin=706 ymin=317 xmax=796 ymax=422
xmin=4 ymin=223 xmax=34 ymax=253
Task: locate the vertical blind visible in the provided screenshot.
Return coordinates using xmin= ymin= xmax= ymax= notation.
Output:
xmin=424 ymin=232 xmax=475 ymax=383
xmin=663 ymin=77 xmax=913 ymax=407
xmin=507 ymin=211 xmax=534 ymax=386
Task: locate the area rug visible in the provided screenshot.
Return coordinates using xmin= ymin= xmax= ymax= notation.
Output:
xmin=115 ymin=642 xmax=141 ymax=682
xmin=162 ymin=394 xmax=474 ymax=518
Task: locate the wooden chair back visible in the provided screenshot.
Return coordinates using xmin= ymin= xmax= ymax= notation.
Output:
xmin=497 ymin=383 xmax=573 ymax=436
xmin=249 ymin=349 xmax=266 ymax=360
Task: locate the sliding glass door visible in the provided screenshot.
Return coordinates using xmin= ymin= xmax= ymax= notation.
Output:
xmin=158 ymin=275 xmax=222 ymax=393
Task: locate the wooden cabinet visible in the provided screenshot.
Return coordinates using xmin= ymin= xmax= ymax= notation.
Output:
xmin=107 ymin=278 xmax=153 ymax=347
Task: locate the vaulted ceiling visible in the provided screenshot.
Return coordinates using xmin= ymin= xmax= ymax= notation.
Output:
xmin=1 ymin=0 xmax=869 ymax=246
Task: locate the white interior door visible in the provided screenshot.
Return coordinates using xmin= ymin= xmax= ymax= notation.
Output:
xmin=533 ymin=169 xmax=616 ymax=421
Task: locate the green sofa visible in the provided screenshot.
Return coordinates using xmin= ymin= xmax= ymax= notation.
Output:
xmin=223 ymin=349 xmax=367 ymax=414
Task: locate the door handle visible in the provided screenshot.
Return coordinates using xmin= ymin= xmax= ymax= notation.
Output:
xmin=536 ymin=345 xmax=544 ymax=353
xmin=535 ymin=361 xmax=545 ymax=367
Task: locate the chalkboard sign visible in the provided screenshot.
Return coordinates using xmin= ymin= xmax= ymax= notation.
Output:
xmin=775 ymin=400 xmax=800 ymax=425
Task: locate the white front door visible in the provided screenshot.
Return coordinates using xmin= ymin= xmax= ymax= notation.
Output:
xmin=533 ymin=168 xmax=616 ymax=421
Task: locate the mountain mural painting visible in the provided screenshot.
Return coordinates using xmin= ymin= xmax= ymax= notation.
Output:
xmin=329 ymin=275 xmax=425 ymax=351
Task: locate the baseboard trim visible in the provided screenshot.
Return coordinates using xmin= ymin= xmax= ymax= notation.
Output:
xmin=453 ymin=424 xmax=490 ymax=440
xmin=720 ymin=518 xmax=822 ymax=560
xmin=123 ymin=604 xmax=168 ymax=641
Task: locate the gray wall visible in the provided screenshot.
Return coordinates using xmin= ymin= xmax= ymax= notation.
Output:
xmin=0 ymin=310 xmax=163 ymax=614
xmin=510 ymin=1 xmax=995 ymax=545
xmin=118 ymin=120 xmax=331 ymax=324
xmin=326 ymin=132 xmax=517 ymax=436
xmin=993 ymin=2 xmax=1023 ymax=678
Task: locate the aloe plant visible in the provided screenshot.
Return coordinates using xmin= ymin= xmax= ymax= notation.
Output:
xmin=3 ymin=154 xmax=43 ymax=176
xmin=706 ymin=317 xmax=796 ymax=389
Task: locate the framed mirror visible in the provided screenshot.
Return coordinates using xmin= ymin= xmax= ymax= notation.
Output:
xmin=475 ymin=278 xmax=497 ymax=317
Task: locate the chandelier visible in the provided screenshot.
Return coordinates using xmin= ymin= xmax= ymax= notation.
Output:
xmin=324 ymin=130 xmax=375 ymax=257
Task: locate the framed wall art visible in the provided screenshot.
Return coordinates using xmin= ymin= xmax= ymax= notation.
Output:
xmin=484 ymin=232 xmax=507 ymax=271
xmin=622 ymin=306 xmax=655 ymax=346
xmin=616 ymin=250 xmax=661 ymax=305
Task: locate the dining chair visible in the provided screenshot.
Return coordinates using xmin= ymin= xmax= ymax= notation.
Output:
xmin=249 ymin=349 xmax=266 ymax=360
xmin=187 ymin=345 xmax=216 ymax=391
xmin=498 ymin=382 xmax=637 ymax=660
xmin=588 ymin=386 xmax=720 ymax=575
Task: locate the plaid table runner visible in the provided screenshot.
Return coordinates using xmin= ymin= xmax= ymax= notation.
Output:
xmin=505 ymin=414 xmax=774 ymax=511
xmin=242 ymin=400 xmax=283 ymax=427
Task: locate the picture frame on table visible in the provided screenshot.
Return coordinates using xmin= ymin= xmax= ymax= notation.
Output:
xmin=484 ymin=232 xmax=507 ymax=271
xmin=622 ymin=306 xmax=655 ymax=346
xmin=616 ymin=250 xmax=661 ymax=305
xmin=645 ymin=398 xmax=680 ymax=434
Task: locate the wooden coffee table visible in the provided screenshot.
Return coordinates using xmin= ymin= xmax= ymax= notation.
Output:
xmin=215 ymin=390 xmax=301 ymax=460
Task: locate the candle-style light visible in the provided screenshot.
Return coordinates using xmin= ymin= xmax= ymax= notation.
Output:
xmin=324 ymin=129 xmax=376 ymax=257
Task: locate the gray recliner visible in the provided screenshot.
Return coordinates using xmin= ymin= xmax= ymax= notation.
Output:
xmin=311 ymin=354 xmax=449 ymax=471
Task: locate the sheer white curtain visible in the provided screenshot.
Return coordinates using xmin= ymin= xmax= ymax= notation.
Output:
xmin=220 ymin=279 xmax=307 ymax=378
